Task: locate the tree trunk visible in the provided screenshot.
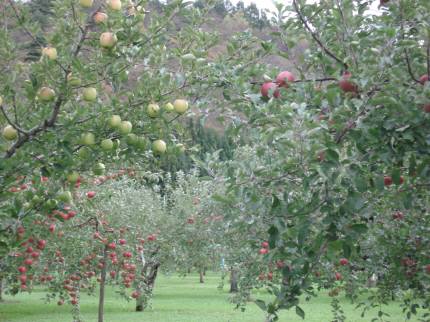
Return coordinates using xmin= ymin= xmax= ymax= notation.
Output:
xmin=98 ymin=246 xmax=108 ymax=322
xmin=199 ymin=268 xmax=204 ymax=283
xmin=0 ymin=278 xmax=3 ymax=301
xmin=136 ymin=261 xmax=160 ymax=312
xmin=230 ymin=268 xmax=238 ymax=293
xmin=187 ymin=267 xmax=191 ymax=274
xmin=203 ymin=267 xmax=206 ymax=276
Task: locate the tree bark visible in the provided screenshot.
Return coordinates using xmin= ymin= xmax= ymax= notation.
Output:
xmin=0 ymin=278 xmax=3 ymax=301
xmin=98 ymin=246 xmax=108 ymax=322
xmin=199 ymin=268 xmax=204 ymax=283
xmin=136 ymin=261 xmax=159 ymax=312
xmin=230 ymin=268 xmax=239 ymax=293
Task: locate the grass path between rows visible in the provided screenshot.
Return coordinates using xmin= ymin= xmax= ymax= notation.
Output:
xmin=0 ymin=272 xmax=420 ymax=322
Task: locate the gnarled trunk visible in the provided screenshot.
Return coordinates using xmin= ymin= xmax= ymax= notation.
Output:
xmin=136 ymin=261 xmax=160 ymax=312
xmin=199 ymin=268 xmax=204 ymax=283
xmin=98 ymin=245 xmax=108 ymax=322
xmin=230 ymin=268 xmax=239 ymax=293
xmin=0 ymin=278 xmax=3 ymax=301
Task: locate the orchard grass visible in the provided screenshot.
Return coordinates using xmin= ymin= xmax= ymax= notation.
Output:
xmin=0 ymin=273 xmax=416 ymax=322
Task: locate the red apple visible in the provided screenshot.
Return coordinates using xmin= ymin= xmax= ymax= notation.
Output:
xmin=384 ymin=176 xmax=393 ymax=186
xmin=119 ymin=239 xmax=126 ymax=245
xmin=37 ymin=239 xmax=46 ymax=250
xmin=259 ymin=248 xmax=268 ymax=255
xmin=339 ymin=71 xmax=358 ymax=93
xmin=131 ymin=290 xmax=140 ymax=299
xmin=419 ymin=74 xmax=429 ymax=85
xmin=423 ymin=104 xmax=430 ymax=113
xmin=261 ymin=241 xmax=269 ymax=249
xmin=108 ymin=242 xmax=116 ymax=250
xmin=275 ymin=71 xmax=295 ymax=88
xmin=24 ymin=258 xmax=33 ymax=266
xmin=260 ymin=82 xmax=280 ymax=98
xmin=86 ymin=191 xmax=96 ymax=199
xmin=18 ymin=266 xmax=27 ymax=273
xmin=335 ymin=272 xmax=342 ymax=281
xmin=339 ymin=258 xmax=349 ymax=266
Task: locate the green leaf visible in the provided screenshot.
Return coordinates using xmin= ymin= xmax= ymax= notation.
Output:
xmin=255 ymin=299 xmax=267 ymax=311
xmin=349 ymin=224 xmax=368 ymax=234
xmin=295 ymin=306 xmax=305 ymax=319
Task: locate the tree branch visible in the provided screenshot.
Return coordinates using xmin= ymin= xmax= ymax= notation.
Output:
xmin=292 ymin=0 xmax=348 ymax=70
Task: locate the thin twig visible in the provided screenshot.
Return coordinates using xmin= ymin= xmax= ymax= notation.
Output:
xmin=292 ymin=0 xmax=348 ymax=70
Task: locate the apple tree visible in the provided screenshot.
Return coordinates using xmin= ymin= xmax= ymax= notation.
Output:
xmin=207 ymin=0 xmax=430 ymax=321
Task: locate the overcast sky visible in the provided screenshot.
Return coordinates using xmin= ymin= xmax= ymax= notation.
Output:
xmin=229 ymin=0 xmax=380 ymax=14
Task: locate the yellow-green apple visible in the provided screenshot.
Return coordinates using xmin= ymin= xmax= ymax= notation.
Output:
xmin=93 ymin=162 xmax=105 ymax=175
xmin=82 ymin=87 xmax=97 ymax=102
xmin=67 ymin=73 xmax=82 ymax=86
xmin=173 ymin=99 xmax=188 ymax=114
xmin=79 ymin=0 xmax=93 ymax=8
xmin=119 ymin=121 xmax=132 ymax=135
xmin=100 ymin=32 xmax=117 ymax=48
xmin=101 ymin=138 xmax=114 ymax=150
xmin=37 ymin=87 xmax=56 ymax=102
xmin=57 ymin=191 xmax=73 ymax=203
xmin=67 ymin=172 xmax=80 ymax=183
xmin=108 ymin=0 xmax=122 ymax=11
xmin=42 ymin=47 xmax=57 ymax=60
xmin=81 ymin=133 xmax=96 ymax=145
xmin=164 ymin=102 xmax=174 ymax=112
xmin=126 ymin=133 xmax=138 ymax=146
xmin=146 ymin=103 xmax=160 ymax=118
xmin=2 ymin=125 xmax=18 ymax=141
xmin=107 ymin=115 xmax=121 ymax=128
xmin=152 ymin=139 xmax=166 ymax=154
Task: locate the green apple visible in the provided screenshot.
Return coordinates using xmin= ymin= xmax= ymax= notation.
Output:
xmin=173 ymin=99 xmax=189 ymax=114
xmin=93 ymin=162 xmax=105 ymax=175
xmin=196 ymin=57 xmax=206 ymax=65
xmin=81 ymin=133 xmax=95 ymax=145
xmin=79 ymin=0 xmax=93 ymax=8
xmin=146 ymin=103 xmax=160 ymax=118
xmin=164 ymin=102 xmax=174 ymax=112
xmin=83 ymin=87 xmax=97 ymax=102
xmin=176 ymin=143 xmax=185 ymax=153
xmin=42 ymin=47 xmax=57 ymax=60
xmin=181 ymin=53 xmax=196 ymax=63
xmin=67 ymin=74 xmax=81 ymax=86
xmin=78 ymin=147 xmax=91 ymax=158
xmin=37 ymin=87 xmax=56 ymax=102
xmin=78 ymin=146 xmax=92 ymax=158
xmin=57 ymin=191 xmax=72 ymax=203
xmin=137 ymin=136 xmax=146 ymax=149
xmin=126 ymin=133 xmax=138 ymax=146
xmin=2 ymin=125 xmax=18 ymax=141
xmin=119 ymin=121 xmax=132 ymax=135
xmin=107 ymin=115 xmax=121 ymax=128
xmin=45 ymin=199 xmax=58 ymax=210
xmin=152 ymin=139 xmax=166 ymax=154
xmin=67 ymin=171 xmax=80 ymax=183
xmin=108 ymin=0 xmax=122 ymax=10
xmin=100 ymin=32 xmax=117 ymax=48
xmin=101 ymin=138 xmax=114 ymax=150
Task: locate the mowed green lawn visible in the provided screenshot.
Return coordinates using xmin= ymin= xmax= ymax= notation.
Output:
xmin=0 ymin=273 xmax=420 ymax=322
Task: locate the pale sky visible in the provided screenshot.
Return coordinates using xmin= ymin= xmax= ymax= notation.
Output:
xmin=230 ymin=0 xmax=380 ymax=14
